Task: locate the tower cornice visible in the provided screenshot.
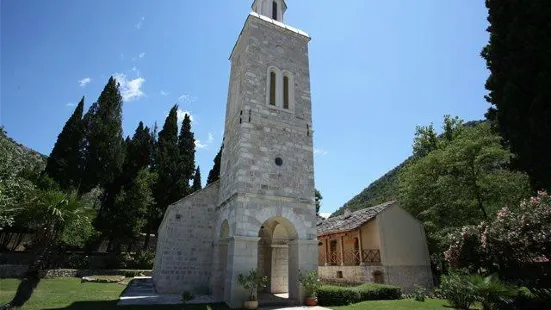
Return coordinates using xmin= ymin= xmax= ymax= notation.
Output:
xmin=229 ymin=12 xmax=310 ymax=60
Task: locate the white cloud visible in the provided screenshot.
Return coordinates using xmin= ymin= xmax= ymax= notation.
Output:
xmin=78 ymin=77 xmax=91 ymax=87
xmin=130 ymin=66 xmax=140 ymax=77
xmin=113 ymin=73 xmax=145 ymax=102
xmin=66 ymin=102 xmax=76 ymax=107
xmin=177 ymin=94 xmax=197 ymax=105
xmin=314 ymin=148 xmax=328 ymax=156
xmin=195 ymin=132 xmax=215 ymax=150
xmin=160 ymin=90 xmax=169 ymax=96
xmin=132 ymin=53 xmax=146 ymax=62
xmin=135 ymin=16 xmax=145 ymax=29
xmin=176 ymin=109 xmax=194 ymax=124
xmin=319 ymin=212 xmax=331 ymax=219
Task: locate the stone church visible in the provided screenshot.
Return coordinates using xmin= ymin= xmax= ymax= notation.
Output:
xmin=152 ymin=0 xmax=318 ymax=307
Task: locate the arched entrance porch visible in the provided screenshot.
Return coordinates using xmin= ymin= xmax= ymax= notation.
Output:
xmin=257 ymin=217 xmax=297 ymax=302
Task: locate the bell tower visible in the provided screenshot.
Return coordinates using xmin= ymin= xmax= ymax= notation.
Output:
xmin=252 ymin=0 xmax=287 ymax=22
xmin=213 ymin=0 xmax=318 ymax=308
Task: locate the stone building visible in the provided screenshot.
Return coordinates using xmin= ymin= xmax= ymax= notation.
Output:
xmin=152 ymin=0 xmax=318 ymax=307
xmin=317 ymin=201 xmax=433 ymax=292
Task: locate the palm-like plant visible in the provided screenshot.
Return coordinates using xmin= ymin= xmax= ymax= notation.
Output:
xmin=469 ymin=274 xmax=517 ymax=310
xmin=2 ymin=190 xmax=93 ymax=309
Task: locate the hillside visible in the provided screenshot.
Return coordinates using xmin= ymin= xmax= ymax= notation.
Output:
xmin=0 ymin=127 xmax=47 ymax=171
xmin=331 ymin=120 xmax=484 ymax=218
xmin=330 ymin=157 xmax=412 ymax=217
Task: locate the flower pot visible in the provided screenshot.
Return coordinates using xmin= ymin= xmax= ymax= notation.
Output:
xmin=305 ymin=297 xmax=318 ymax=306
xmin=243 ymin=300 xmax=258 ymax=310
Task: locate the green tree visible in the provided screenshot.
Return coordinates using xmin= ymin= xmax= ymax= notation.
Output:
xmin=0 ymin=128 xmax=37 ymax=229
xmin=153 ymin=105 xmax=181 ymax=227
xmin=178 ymin=113 xmax=195 ymax=195
xmin=44 ymin=98 xmax=85 ymax=191
xmin=315 ymin=189 xmax=323 ymax=215
xmin=399 ymin=121 xmax=530 ymax=256
xmin=193 ymin=166 xmax=202 ymax=192
xmin=124 ymin=122 xmax=154 ymax=180
xmin=81 ymin=77 xmax=125 ymax=193
xmin=207 ymin=144 xmax=223 ymax=185
xmin=483 ymin=0 xmax=551 ymax=192
xmin=111 ymin=169 xmax=155 ymax=247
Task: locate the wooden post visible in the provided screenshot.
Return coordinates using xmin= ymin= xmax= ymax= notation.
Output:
xmin=357 ymin=227 xmax=365 ymax=265
xmin=324 ymin=237 xmax=329 ymax=266
xmin=340 ymin=235 xmax=345 ymax=266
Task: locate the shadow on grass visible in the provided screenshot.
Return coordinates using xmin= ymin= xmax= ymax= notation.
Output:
xmin=45 ymin=302 xmax=230 ymax=310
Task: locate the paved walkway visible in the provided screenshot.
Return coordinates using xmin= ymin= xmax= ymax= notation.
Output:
xmin=118 ymin=277 xmax=216 ymax=306
xmin=118 ymin=277 xmax=331 ymax=310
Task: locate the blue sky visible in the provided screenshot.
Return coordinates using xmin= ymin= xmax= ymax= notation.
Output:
xmin=0 ymin=1 xmax=489 ymax=217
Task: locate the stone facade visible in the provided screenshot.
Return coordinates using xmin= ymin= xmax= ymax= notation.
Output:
xmin=153 ymin=182 xmax=219 ymax=294
xmin=153 ymin=1 xmax=318 ymax=308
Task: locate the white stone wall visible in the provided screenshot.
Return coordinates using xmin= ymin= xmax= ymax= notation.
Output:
xmin=152 ymin=182 xmax=220 ymax=294
xmin=270 ymin=245 xmax=288 ymax=293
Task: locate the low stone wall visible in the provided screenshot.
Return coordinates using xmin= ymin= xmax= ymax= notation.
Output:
xmin=318 ymin=265 xmax=386 ymax=284
xmin=0 ymin=265 xmax=152 ymax=279
xmin=318 ymin=264 xmax=432 ymax=292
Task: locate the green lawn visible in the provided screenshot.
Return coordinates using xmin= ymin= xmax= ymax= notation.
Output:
xmin=332 ymin=299 xmax=457 ymax=310
xmin=0 ymin=278 xmax=227 ymax=310
xmin=0 ymin=278 xmax=460 ymax=310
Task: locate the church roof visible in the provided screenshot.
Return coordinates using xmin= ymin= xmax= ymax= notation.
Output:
xmin=317 ymin=201 xmax=396 ymax=236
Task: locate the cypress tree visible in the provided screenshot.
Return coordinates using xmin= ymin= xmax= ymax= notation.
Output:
xmin=154 ymin=105 xmax=181 ymax=218
xmin=81 ymin=77 xmax=125 ymax=193
xmin=207 ymin=144 xmax=223 ymax=185
xmin=125 ymin=122 xmax=154 ymax=180
xmin=178 ymin=113 xmax=195 ymax=195
xmin=45 ymin=97 xmax=85 ymax=190
xmin=483 ymin=0 xmax=551 ymax=191
xmin=193 ymin=166 xmax=202 ymax=191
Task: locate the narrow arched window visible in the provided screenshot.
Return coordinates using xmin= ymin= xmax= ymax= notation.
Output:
xmin=269 ymin=71 xmax=276 ymax=106
xmin=272 ymin=1 xmax=278 ymax=20
xmin=283 ymin=75 xmax=290 ymax=109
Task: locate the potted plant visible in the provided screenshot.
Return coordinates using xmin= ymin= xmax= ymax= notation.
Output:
xmin=181 ymin=291 xmax=194 ymax=308
xmin=299 ymin=270 xmax=321 ymax=306
xmin=237 ymin=269 xmax=268 ymax=310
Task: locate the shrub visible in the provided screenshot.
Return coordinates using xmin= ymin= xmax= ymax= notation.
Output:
xmin=469 ymin=274 xmax=517 ymax=310
xmin=132 ymin=250 xmax=155 ymax=269
xmin=413 ymin=285 xmax=427 ymax=302
xmin=317 ymin=285 xmax=360 ymax=306
xmin=181 ymin=291 xmax=194 ymax=304
xmin=67 ymin=254 xmax=91 ymax=269
xmin=439 ymin=273 xmax=478 ymax=309
xmin=317 ymin=283 xmax=401 ymax=306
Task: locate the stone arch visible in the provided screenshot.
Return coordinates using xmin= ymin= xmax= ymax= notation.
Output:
xmin=248 ymin=206 xmax=309 ymax=240
xmin=282 ymin=70 xmax=295 ymax=111
xmin=266 ymin=66 xmax=281 ymax=107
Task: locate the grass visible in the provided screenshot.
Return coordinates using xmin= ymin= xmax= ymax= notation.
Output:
xmin=332 ymin=298 xmax=459 ymax=309
xmin=0 ymin=278 xmax=228 ymax=310
xmin=1 ymin=277 xmax=471 ymax=310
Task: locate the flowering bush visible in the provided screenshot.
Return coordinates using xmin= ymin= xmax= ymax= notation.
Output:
xmin=444 ymin=191 xmax=551 ymax=281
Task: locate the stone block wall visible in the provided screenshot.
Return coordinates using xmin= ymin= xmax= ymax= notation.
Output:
xmin=270 ymin=245 xmax=288 ymax=293
xmin=219 ymin=13 xmax=314 ymax=205
xmin=385 ymin=265 xmax=433 ymax=292
xmin=153 ymin=182 xmax=219 ymax=294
